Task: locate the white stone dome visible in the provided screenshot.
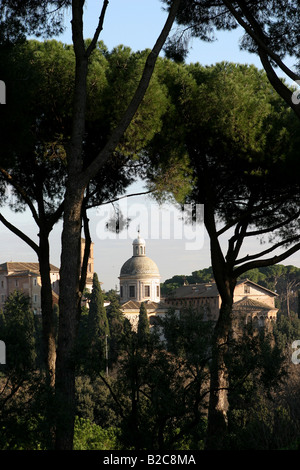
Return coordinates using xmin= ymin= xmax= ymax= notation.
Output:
xmin=119 ymin=235 xmax=161 ymax=304
xmin=120 ymin=256 xmax=159 ymax=277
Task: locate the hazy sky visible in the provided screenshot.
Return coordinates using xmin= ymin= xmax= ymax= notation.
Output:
xmin=1 ymin=1 xmax=299 ymax=290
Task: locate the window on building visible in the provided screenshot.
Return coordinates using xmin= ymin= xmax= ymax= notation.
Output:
xmin=34 ymin=294 xmax=38 ymax=303
xmin=15 ymin=280 xmax=18 ymax=287
xmin=129 ymin=285 xmax=135 ymax=298
xmin=244 ymin=284 xmax=250 ymax=294
xmin=34 ymin=278 xmax=37 ymax=286
xmin=1 ymin=280 xmax=3 ymax=288
xmin=1 ymin=294 xmax=5 ymax=303
xmin=156 ymin=285 xmax=160 ymax=297
xmin=120 ymin=286 xmax=123 ymax=298
xmin=145 ymin=285 xmax=150 ymax=297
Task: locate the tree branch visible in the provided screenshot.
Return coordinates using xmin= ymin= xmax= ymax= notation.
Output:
xmin=235 ymin=235 xmax=300 ymax=266
xmin=233 ymin=240 xmax=300 ymax=278
xmin=0 ymin=168 xmax=40 ymax=226
xmin=79 ymin=204 xmax=91 ymax=295
xmin=85 ymin=189 xmax=153 ymax=209
xmin=0 ymin=212 xmax=39 ymax=254
xmin=223 ymin=0 xmax=299 ymax=82
xmin=222 ymin=0 xmax=300 ymax=117
xmin=80 ymin=0 xmax=182 ymax=187
xmin=85 ymin=0 xmax=109 ymax=57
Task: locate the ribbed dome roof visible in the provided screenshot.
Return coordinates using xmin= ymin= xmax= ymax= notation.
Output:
xmin=120 ymin=256 xmax=160 ymax=277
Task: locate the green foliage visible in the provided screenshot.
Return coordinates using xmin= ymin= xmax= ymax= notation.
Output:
xmin=73 ymin=417 xmax=120 ymax=450
xmin=137 ymin=302 xmax=150 ymax=347
xmin=1 ymin=289 xmax=300 ymax=449
xmin=111 ymin=307 xmax=211 ymax=450
xmin=1 ymin=291 xmax=36 ymax=373
xmin=80 ymin=273 xmax=110 ymax=375
xmin=0 ymin=0 xmax=69 ymax=45
xmin=106 ymin=294 xmax=125 ymax=366
xmin=162 ymin=1 xmax=300 ymax=68
xmin=0 ymin=39 xmax=170 ymax=217
xmin=88 ymin=273 xmax=110 ymax=339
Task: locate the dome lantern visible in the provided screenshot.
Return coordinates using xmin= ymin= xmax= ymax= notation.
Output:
xmin=132 ymin=232 xmax=146 ymax=257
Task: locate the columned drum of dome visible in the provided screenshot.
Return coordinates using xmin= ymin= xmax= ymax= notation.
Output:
xmin=119 ymin=235 xmax=161 ymax=304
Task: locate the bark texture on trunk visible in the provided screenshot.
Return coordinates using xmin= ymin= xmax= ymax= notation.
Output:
xmin=206 ymin=301 xmax=232 ymax=450
xmin=54 ymin=187 xmax=85 ymax=450
xmin=53 ymin=0 xmax=182 ymax=450
xmin=38 ymin=232 xmax=57 ymax=387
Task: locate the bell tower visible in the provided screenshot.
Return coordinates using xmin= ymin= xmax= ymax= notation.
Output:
xmin=80 ymin=238 xmax=94 ymax=292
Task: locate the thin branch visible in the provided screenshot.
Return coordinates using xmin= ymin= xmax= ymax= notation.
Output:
xmin=85 ymin=0 xmax=109 ymax=57
xmin=233 ymin=241 xmax=300 ymax=278
xmin=235 ymin=235 xmax=300 ymax=266
xmin=0 ymin=212 xmax=39 ymax=254
xmin=81 ymin=0 xmax=182 ymax=187
xmin=85 ymin=189 xmax=153 ymax=210
xmin=0 ymin=168 xmax=40 ymax=226
xmin=47 ymin=200 xmax=65 ymax=229
xmin=244 ymin=210 xmax=300 ymax=238
xmin=223 ymin=0 xmax=299 ymax=82
xmin=79 ymin=205 xmax=91 ymax=296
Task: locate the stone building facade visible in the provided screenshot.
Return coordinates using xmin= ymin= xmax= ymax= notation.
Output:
xmin=0 ymin=262 xmax=60 ymax=315
xmin=0 ymin=238 xmax=94 ymax=314
xmin=164 ymin=279 xmax=278 ymax=327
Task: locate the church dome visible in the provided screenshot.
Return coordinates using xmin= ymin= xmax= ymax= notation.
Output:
xmin=120 ymin=256 xmax=159 ymax=277
xmin=119 ymin=235 xmax=161 ymax=304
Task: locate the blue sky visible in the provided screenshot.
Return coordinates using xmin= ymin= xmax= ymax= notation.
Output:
xmin=1 ymin=1 xmax=299 ymax=290
xmin=58 ymin=0 xmax=263 ymax=68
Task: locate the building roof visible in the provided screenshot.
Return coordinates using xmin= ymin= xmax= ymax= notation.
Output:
xmin=166 ymin=279 xmax=278 ymax=299
xmin=120 ymin=300 xmax=168 ymax=310
xmin=0 ymin=262 xmax=59 ymax=274
xmin=232 ymin=297 xmax=278 ymax=312
xmin=167 ymin=282 xmax=219 ymax=299
xmin=119 ymin=256 xmax=160 ymax=277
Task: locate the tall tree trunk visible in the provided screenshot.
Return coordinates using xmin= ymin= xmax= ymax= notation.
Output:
xmin=53 ymin=0 xmax=181 ymax=450
xmin=205 ymin=299 xmax=232 ymax=450
xmin=54 ymin=186 xmax=85 ymax=450
xmin=38 ymin=230 xmax=57 ymax=387
xmin=54 ymin=8 xmax=88 ymax=445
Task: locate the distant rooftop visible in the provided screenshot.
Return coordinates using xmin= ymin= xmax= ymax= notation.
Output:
xmin=166 ymin=279 xmax=278 ymax=299
xmin=0 ymin=262 xmax=60 ymax=274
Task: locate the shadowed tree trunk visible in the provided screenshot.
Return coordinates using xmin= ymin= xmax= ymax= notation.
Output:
xmin=54 ymin=0 xmax=181 ymax=450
